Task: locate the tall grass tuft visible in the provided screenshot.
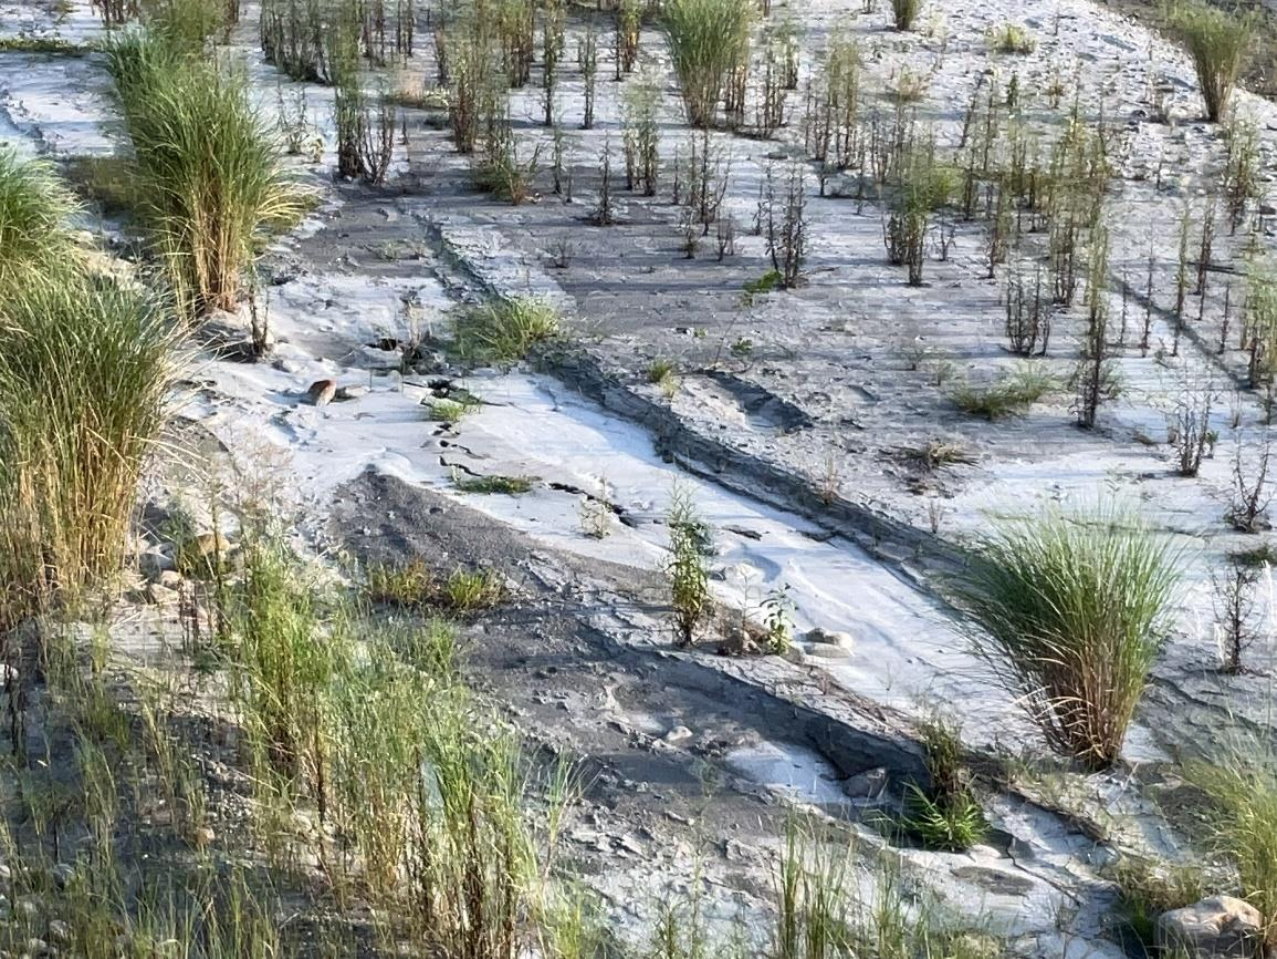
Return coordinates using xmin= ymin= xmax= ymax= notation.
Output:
xmin=0 ymin=274 xmax=179 ymax=626
xmin=0 ymin=149 xmax=81 ymax=294
xmin=948 ymin=503 xmax=1178 ymax=770
xmin=1169 ymin=1 xmax=1254 ymax=122
xmin=1187 ymin=747 xmax=1277 ymax=946
xmin=105 ymin=30 xmax=303 ymax=319
xmin=890 ymin=0 xmax=923 ymax=31
xmin=663 ymin=0 xmax=753 ymax=128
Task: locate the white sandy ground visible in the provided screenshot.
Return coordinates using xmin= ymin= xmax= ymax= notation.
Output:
xmin=1 ymin=0 xmax=1273 ymax=781
xmin=3 ymin=2 xmax=1261 ymax=951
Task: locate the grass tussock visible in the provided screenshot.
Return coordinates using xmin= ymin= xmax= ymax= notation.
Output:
xmin=948 ymin=503 xmax=1178 ymax=770
xmin=365 ymin=558 xmax=506 ymax=612
xmin=990 ymin=22 xmax=1035 ymax=54
xmin=105 ymin=29 xmax=304 ymax=318
xmin=0 ymin=273 xmax=180 ymax=625
xmin=663 ymin=0 xmax=754 ymax=128
xmin=454 ymin=473 xmax=537 ymax=495
xmin=950 ymin=364 xmax=1053 ymax=420
xmin=1187 ymin=748 xmax=1277 ymax=945
xmin=454 ymin=297 xmax=562 ymax=364
xmin=0 ymin=149 xmax=81 ymax=293
xmin=1169 ymin=1 xmax=1254 ymax=121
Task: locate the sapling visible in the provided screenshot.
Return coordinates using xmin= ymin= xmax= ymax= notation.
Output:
xmin=666 ymin=488 xmax=711 ymax=646
xmin=541 ymin=0 xmax=566 ymax=126
xmin=685 ymin=129 xmax=730 ymax=236
xmin=1229 ymin=430 xmax=1274 ymax=533
xmin=589 ymin=138 xmax=616 ymax=225
xmin=766 ymin=164 xmax=807 ymax=288
xmin=1224 ymin=115 xmax=1261 ymax=233
xmin=1075 ymin=221 xmax=1116 ymax=430
xmin=622 ymin=78 xmax=661 ymax=195
xmin=615 ymin=0 xmax=641 ymax=76
xmin=1213 ymin=553 xmax=1265 ymax=672
xmin=579 ymin=28 xmax=598 ymax=129
xmin=1004 ymin=263 xmax=1050 ymax=356
xmin=1169 ymin=374 xmax=1217 ymax=476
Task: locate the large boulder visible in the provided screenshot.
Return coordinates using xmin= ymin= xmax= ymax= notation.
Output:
xmin=1155 ymin=896 xmax=1265 ymax=959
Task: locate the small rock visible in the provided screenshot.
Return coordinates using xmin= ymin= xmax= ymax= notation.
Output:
xmin=307 ymin=379 xmax=337 ymax=407
xmin=663 ymin=725 xmax=693 ymax=745
xmin=335 ymin=384 xmax=368 ymax=401
xmin=24 ymin=938 xmax=46 ymax=957
xmin=192 ymin=825 xmax=216 ymax=848
xmin=144 ymin=583 xmax=179 ymax=606
xmin=138 ymin=549 xmax=175 ymax=578
xmin=47 ymin=922 xmax=69 ymax=946
xmin=843 ymin=767 xmax=887 ymax=799
xmin=1156 ymin=896 xmax=1264 ymax=959
xmin=14 ymin=897 xmax=38 ymax=922
xmin=157 ymin=570 xmax=183 ymax=590
xmin=805 ymin=643 xmax=853 ymax=660
xmin=717 ymin=627 xmax=758 ymax=657
xmin=804 ymin=627 xmax=854 ymax=650
xmin=780 ymin=645 xmax=807 ymax=666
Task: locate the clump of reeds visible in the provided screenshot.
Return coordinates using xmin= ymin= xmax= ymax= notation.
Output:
xmin=453 ymin=297 xmax=562 ymax=364
xmin=948 ymin=503 xmax=1178 ymax=770
xmin=0 ymin=149 xmax=81 ymax=295
xmin=0 ymin=273 xmax=180 ymax=626
xmin=663 ymin=0 xmax=753 ymax=128
xmin=1169 ymin=1 xmax=1254 ymax=122
xmin=105 ymin=29 xmax=303 ymax=319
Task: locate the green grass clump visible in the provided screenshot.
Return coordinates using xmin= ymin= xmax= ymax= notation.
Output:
xmin=899 ymin=717 xmax=987 ymax=852
xmin=1108 ymin=856 xmax=1207 ymax=951
xmin=0 ymin=35 xmax=90 ymax=54
xmin=454 ymin=297 xmax=562 ymax=364
xmin=454 ymin=473 xmax=537 ymax=495
xmin=1169 ymin=1 xmax=1254 ymax=121
xmin=424 ymin=397 xmax=478 ymax=422
xmin=1187 ymin=749 xmax=1277 ymax=946
xmin=663 ymin=0 xmax=754 ymax=128
xmin=105 ymin=29 xmax=303 ymax=318
xmin=741 ymin=269 xmax=783 ymax=305
xmin=366 ymin=560 xmax=505 ymax=612
xmin=990 ymin=22 xmax=1035 ymax=54
xmin=0 ymin=149 xmax=81 ymax=294
xmin=0 ymin=273 xmax=179 ymax=625
xmin=950 ymin=364 xmax=1054 ymax=419
xmin=948 ymin=503 xmax=1178 ymax=770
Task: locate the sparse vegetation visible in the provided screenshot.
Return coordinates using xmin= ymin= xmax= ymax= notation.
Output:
xmin=949 ymin=503 xmax=1178 ymax=769
xmin=990 ymin=22 xmax=1035 ymax=54
xmin=890 ymin=0 xmax=923 ymax=31
xmin=667 ymin=487 xmax=711 ymax=645
xmin=900 ymin=717 xmax=987 ymax=852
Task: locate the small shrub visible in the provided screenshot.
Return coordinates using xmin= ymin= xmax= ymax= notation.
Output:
xmin=989 ymin=22 xmax=1035 ymax=54
xmin=424 ymin=397 xmax=478 ymax=421
xmin=899 ymin=717 xmax=987 ymax=852
xmin=454 ymin=297 xmax=562 ymax=364
xmin=741 ymin=269 xmax=783 ymax=305
xmin=948 ymin=503 xmax=1178 ymax=770
xmin=1169 ymin=1 xmax=1254 ymax=122
xmin=667 ymin=487 xmax=710 ymax=645
xmin=647 ymin=358 xmax=680 ymax=397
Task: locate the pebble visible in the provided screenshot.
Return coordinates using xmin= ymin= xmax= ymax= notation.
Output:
xmin=307 ymin=379 xmax=337 ymax=407
xmin=662 ymin=725 xmax=693 ymax=745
